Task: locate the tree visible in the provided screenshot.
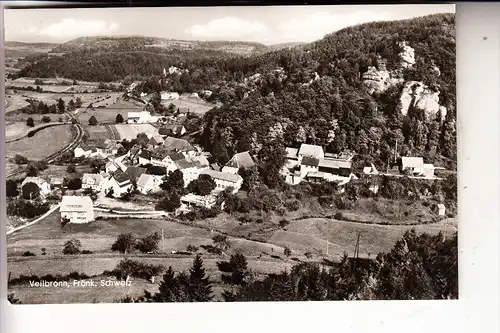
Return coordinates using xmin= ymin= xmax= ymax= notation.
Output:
xmin=41 ymin=247 xmax=47 ymax=255
xmin=6 ymin=179 xmax=19 ymax=197
xmin=187 ymin=174 xmax=216 ymax=196
xmin=8 ymin=292 xmax=22 ymax=304
xmin=218 ymin=252 xmax=249 ymax=285
xmin=41 ymin=115 xmax=51 ymax=123
xmin=75 ymin=97 xmax=83 ymax=108
xmin=111 ymin=233 xmax=136 ymax=254
xmin=136 ymin=232 xmax=161 ymax=253
xmin=63 ymin=238 xmax=81 ymax=254
xmin=88 ymin=115 xmax=98 ymax=126
xmin=22 ymin=182 xmax=40 ymax=200
xmin=57 ymin=98 xmax=65 ymax=114
xmin=116 ymin=114 xmax=124 ymax=124
xmin=212 ymin=234 xmax=230 ymax=252
xmin=25 ymin=164 xmax=38 ymax=176
xmin=65 ymin=178 xmax=82 ymax=190
xmin=160 ymin=169 xmax=185 ymax=193
xmin=82 ymin=188 xmax=99 ymax=202
xmin=188 ymin=254 xmax=213 ymax=302
xmin=14 ymin=154 xmax=29 ymax=165
xmin=66 ymin=165 xmax=76 ymax=173
xmin=33 ymin=161 xmax=48 ymax=171
xmin=284 ymin=247 xmax=292 ymax=257
xmin=26 ymin=117 xmax=34 ymax=127
xmin=155 ymin=191 xmax=181 ymax=212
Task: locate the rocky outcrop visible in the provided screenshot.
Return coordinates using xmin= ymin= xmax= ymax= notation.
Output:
xmin=398 ymin=41 xmax=415 ymax=68
xmin=362 ymin=66 xmax=403 ymax=94
xmin=399 ymin=81 xmax=447 ymax=120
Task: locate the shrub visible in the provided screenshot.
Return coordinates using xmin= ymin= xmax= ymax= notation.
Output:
xmin=186 ymin=245 xmax=199 ymax=253
xmin=284 ymin=247 xmax=292 ymax=257
xmin=334 ymin=212 xmax=344 ymax=220
xmin=111 ymin=233 xmax=136 ymax=254
xmin=14 ymin=154 xmax=29 ymax=165
xmin=66 ymin=165 xmax=76 ymax=173
xmin=81 ymin=250 xmax=93 ymax=254
xmin=279 ymin=219 xmax=290 ymax=228
xmin=304 ymin=252 xmax=313 ymax=259
xmin=88 ymin=115 xmax=98 ymax=126
xmin=26 ymin=117 xmax=34 ymax=127
xmin=41 ymin=116 xmax=51 ymax=123
xmin=63 ymin=239 xmax=81 ymax=255
xmin=6 ymin=179 xmax=19 ymax=198
xmin=22 ymin=251 xmax=36 ymax=257
xmin=115 ymin=114 xmax=124 ymax=123
xmin=135 ymin=232 xmax=161 ymax=253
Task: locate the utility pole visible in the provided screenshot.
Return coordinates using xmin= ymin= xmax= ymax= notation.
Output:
xmin=326 ymin=239 xmax=329 ymax=256
xmin=161 ymin=228 xmax=164 ymax=252
xmin=394 ymin=139 xmax=398 ymax=164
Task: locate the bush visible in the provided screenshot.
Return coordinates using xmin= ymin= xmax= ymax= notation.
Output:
xmin=63 ymin=239 xmax=81 ymax=255
xmin=6 ymin=179 xmax=19 ymax=198
xmin=22 ymin=251 xmax=36 ymax=257
xmin=81 ymin=250 xmax=93 ymax=254
xmin=14 ymin=154 xmax=29 ymax=165
xmin=334 ymin=212 xmax=344 ymax=220
xmin=66 ymin=165 xmax=76 ymax=173
xmin=304 ymin=252 xmax=313 ymax=259
xmin=88 ymin=115 xmax=98 ymax=126
xmin=135 ymin=232 xmax=161 ymax=253
xmin=186 ymin=245 xmax=199 ymax=253
xmin=41 ymin=116 xmax=51 ymax=123
xmin=7 ymin=200 xmax=50 ymax=218
xmin=284 ymin=247 xmax=292 ymax=257
xmin=33 ymin=161 xmax=48 ymax=171
xmin=279 ymin=219 xmax=290 ymax=228
xmin=115 ymin=114 xmax=124 ymax=123
xmin=26 ymin=117 xmax=34 ymax=127
xmin=111 ymin=233 xmax=136 ymax=254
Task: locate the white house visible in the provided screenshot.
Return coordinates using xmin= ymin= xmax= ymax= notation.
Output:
xmin=401 ymin=157 xmax=435 ymax=178
xmin=81 ymin=173 xmax=105 ymax=192
xmin=149 ymin=135 xmax=165 ymax=147
xmin=127 ymin=111 xmax=155 ymax=124
xmin=222 ymin=151 xmax=255 ymax=175
xmin=21 ymin=177 xmax=51 ymax=197
xmin=200 ymin=169 xmax=243 ymax=194
xmin=60 ymin=196 xmax=94 ymax=224
xmin=297 ymin=144 xmax=325 ymax=163
xmin=137 ymin=149 xmax=154 ymax=166
xmin=363 ymin=163 xmax=379 ymax=176
xmin=74 ymin=143 xmax=95 ymax=158
xmin=136 ymin=174 xmax=163 ymax=194
xmin=300 ymin=156 xmax=320 ymax=177
xmin=95 ymin=139 xmax=119 ymax=157
xmin=104 ymin=171 xmax=133 ymax=198
xmin=151 ymin=151 xmax=185 ymax=171
xmin=437 ymin=203 xmax=446 ymax=216
xmin=161 ymin=91 xmax=179 ymax=100
xmin=105 ymin=155 xmax=128 ymax=174
xmin=176 ymin=159 xmax=202 ymax=186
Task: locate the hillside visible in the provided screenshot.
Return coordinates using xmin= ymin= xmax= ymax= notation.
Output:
xmin=4 ymin=41 xmax=59 ymax=58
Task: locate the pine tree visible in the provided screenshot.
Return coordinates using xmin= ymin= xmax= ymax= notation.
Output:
xmin=153 ymin=267 xmax=181 ymax=302
xmin=188 ymin=254 xmax=213 ymax=302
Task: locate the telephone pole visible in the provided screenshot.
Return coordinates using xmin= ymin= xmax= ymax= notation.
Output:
xmin=161 ymin=229 xmax=164 ymax=252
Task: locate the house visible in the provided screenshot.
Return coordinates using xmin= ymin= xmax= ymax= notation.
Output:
xmin=363 ymin=163 xmax=379 ymax=176
xmin=161 ymin=91 xmax=180 ymax=100
xmin=285 ymin=147 xmax=300 ymax=168
xmin=297 ymin=144 xmax=324 ymax=163
xmin=60 ymin=196 xmax=94 ymax=224
xmin=95 ymin=139 xmax=119 ymax=157
xmin=180 ymin=193 xmax=217 ymax=209
xmin=74 ymin=142 xmax=94 ymax=158
xmin=163 ymin=137 xmax=195 ymax=154
xmin=151 ymin=150 xmax=185 ymax=171
xmin=222 ymin=151 xmax=255 ymax=174
xmin=436 ymin=203 xmax=446 ymax=216
xmin=104 ymin=170 xmax=133 ymax=198
xmin=50 ymin=177 xmax=64 ymax=190
xmin=81 ymin=173 xmax=105 ymax=192
xmin=200 ymin=169 xmax=243 ymax=194
xmin=105 ymin=155 xmax=128 ymax=174
xmin=175 ymin=159 xmax=201 ymax=186
xmin=21 ymin=177 xmax=51 ymax=197
xmin=210 ymin=163 xmax=221 ymax=172
xmin=124 ymin=166 xmax=147 ymax=184
xmin=137 ymin=149 xmax=154 ymax=166
xmin=300 ymin=156 xmax=320 ymax=176
xmin=149 ymin=135 xmax=165 ymax=147
xmin=318 ymin=158 xmax=352 ymax=177
xmin=401 ymin=157 xmax=435 ymax=178
xmin=177 ymin=107 xmax=189 ymax=115
xmin=136 ymin=174 xmax=163 ymax=194
xmin=191 ymin=154 xmax=210 ymax=168
xmin=127 ymin=111 xmax=155 ymax=124
xmin=162 ymin=124 xmax=186 ymax=136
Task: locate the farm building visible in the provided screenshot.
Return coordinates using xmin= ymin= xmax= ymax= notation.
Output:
xmin=74 ymin=142 xmax=95 ymax=158
xmin=95 ymin=139 xmax=120 ymax=157
xmin=297 ymin=144 xmax=325 ymax=163
xmin=363 ymin=163 xmax=379 ymax=176
xmin=200 ymin=169 xmax=243 ymax=194
xmin=105 ymin=155 xmax=128 ymax=174
xmin=81 ymin=173 xmax=105 ymax=192
xmin=127 ymin=111 xmax=156 ymax=124
xmin=21 ymin=177 xmax=51 ymax=197
xmin=137 ymin=149 xmax=154 ymax=165
xmin=180 ymin=193 xmax=217 ymax=209
xmin=176 ymin=159 xmax=204 ymax=186
xmin=162 ymin=124 xmax=186 ymax=136
xmin=162 ymin=137 xmax=195 ymax=154
xmin=60 ymin=195 xmax=94 ymax=224
xmin=136 ymin=174 xmax=163 ymax=194
xmin=222 ymin=151 xmax=255 ymax=175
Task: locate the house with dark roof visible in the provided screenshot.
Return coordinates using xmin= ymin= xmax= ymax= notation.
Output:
xmin=125 ymin=166 xmax=147 ymax=183
xmin=222 ymin=151 xmax=255 ymax=175
xmin=149 ymin=135 xmax=165 ymax=147
xmin=300 ymin=156 xmax=320 ymax=175
xmin=137 ymin=149 xmax=154 ymax=166
xmin=162 ymin=136 xmax=195 ymax=153
xmin=50 ymin=177 xmax=64 ymax=189
xmin=175 ymin=159 xmax=201 ymax=186
xmin=318 ymin=158 xmax=352 ymax=177
xmin=104 ymin=170 xmax=133 ymax=198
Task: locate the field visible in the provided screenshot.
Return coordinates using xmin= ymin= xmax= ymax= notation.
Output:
xmin=5 ymin=112 xmax=68 ymax=125
xmin=161 ymin=93 xmax=215 ymax=115
xmin=114 ymin=124 xmax=159 ymax=140
xmin=7 ymin=77 xmax=122 ymax=94
xmin=5 ymin=125 xmax=73 ymax=160
xmin=84 ymin=125 xmax=112 ymax=141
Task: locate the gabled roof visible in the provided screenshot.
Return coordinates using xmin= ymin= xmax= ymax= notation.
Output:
xmin=82 ymin=173 xmax=104 ymax=185
xmin=113 ymin=170 xmax=131 ymax=185
xmin=225 ymin=151 xmax=255 ymax=169
xmin=60 ymin=196 xmax=93 ymax=212
xmin=21 ymin=177 xmax=48 ymax=187
xmin=175 ymin=159 xmax=197 ymax=170
xmin=163 ymin=137 xmax=195 ymax=152
xmin=191 ymin=154 xmax=210 ymax=167
xmin=129 ymin=145 xmax=141 ymax=156
xmin=136 ymin=173 xmax=161 ymax=189
xmin=168 ymin=152 xmax=185 ymax=161
xmin=298 ymin=144 xmax=324 ymax=158
xmin=50 ymin=177 xmax=64 ymax=184
xmin=139 ymin=149 xmax=153 ymax=159
xmin=301 ymin=156 xmax=320 ymax=167
xmin=402 ymin=156 xmax=424 ymax=169
xmin=318 ymin=158 xmax=352 ymax=169
xmin=128 ymin=111 xmax=150 ymax=118
xmin=125 ymin=166 xmax=147 ymax=182
xmin=150 ymin=135 xmax=164 ymax=145
xmin=200 ymin=169 xmax=242 ymax=183
xmin=210 ymin=163 xmax=221 ymax=171
xmin=78 ymin=142 xmax=92 ymax=151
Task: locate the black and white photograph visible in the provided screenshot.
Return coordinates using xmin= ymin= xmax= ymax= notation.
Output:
xmin=4 ymin=4 xmax=457 ymax=304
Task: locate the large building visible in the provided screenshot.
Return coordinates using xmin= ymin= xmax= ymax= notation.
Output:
xmin=60 ymin=196 xmax=94 ymax=224
xmin=222 ymin=151 xmax=255 ymax=175
xmin=200 ymin=169 xmax=243 ymax=194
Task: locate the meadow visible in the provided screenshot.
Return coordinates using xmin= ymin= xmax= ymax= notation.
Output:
xmin=113 ymin=124 xmax=159 ymax=140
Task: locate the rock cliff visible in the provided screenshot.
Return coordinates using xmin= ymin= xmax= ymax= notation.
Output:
xmin=398 ymin=81 xmax=447 ymax=119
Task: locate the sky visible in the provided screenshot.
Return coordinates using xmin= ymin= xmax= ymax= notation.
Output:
xmin=4 ymin=4 xmax=455 ymax=45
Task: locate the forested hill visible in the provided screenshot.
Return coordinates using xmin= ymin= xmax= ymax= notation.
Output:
xmin=199 ymin=13 xmax=456 ymax=185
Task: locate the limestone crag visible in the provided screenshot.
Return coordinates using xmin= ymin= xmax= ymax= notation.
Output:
xmin=362 ymin=66 xmax=403 ymax=94
xmin=398 ymin=41 xmax=415 ymax=68
xmin=399 ymin=81 xmax=446 ymax=119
